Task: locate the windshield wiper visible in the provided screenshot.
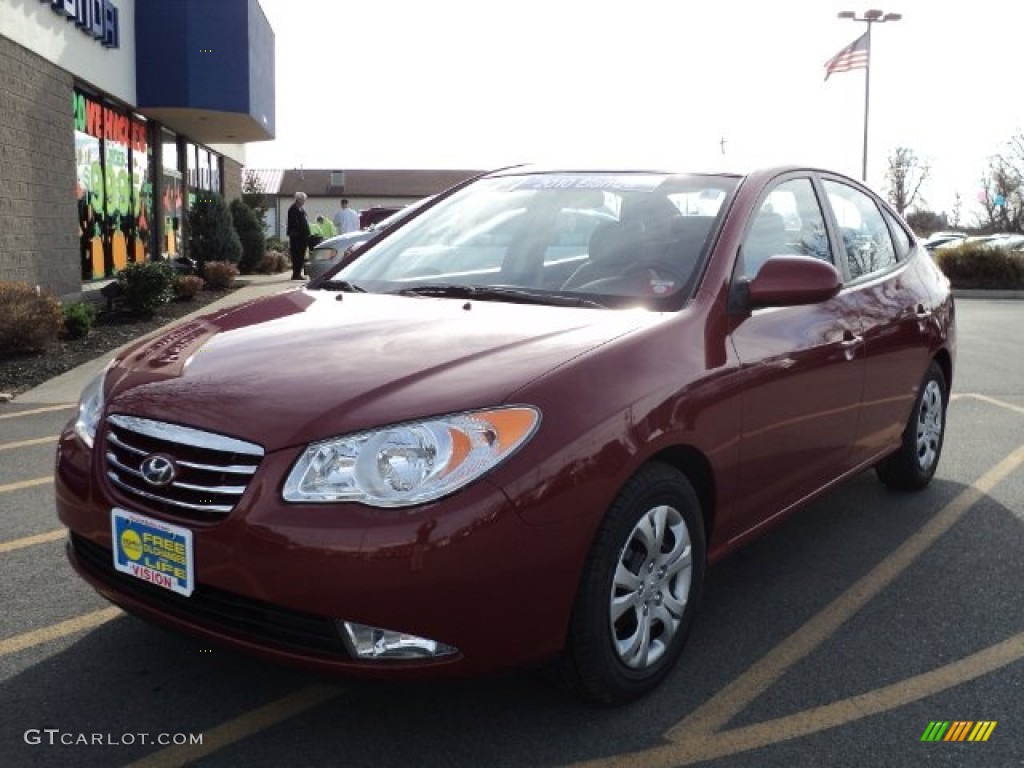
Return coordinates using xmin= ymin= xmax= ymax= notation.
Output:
xmin=315 ymin=280 xmax=366 ymax=293
xmin=395 ymin=284 xmax=606 ymax=308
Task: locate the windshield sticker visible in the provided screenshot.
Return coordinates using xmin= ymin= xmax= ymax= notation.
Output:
xmin=508 ymin=175 xmax=662 ymax=192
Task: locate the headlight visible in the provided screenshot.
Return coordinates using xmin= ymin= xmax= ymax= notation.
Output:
xmin=283 ymin=406 xmax=540 ymax=507
xmin=73 ymin=366 xmax=109 ymax=449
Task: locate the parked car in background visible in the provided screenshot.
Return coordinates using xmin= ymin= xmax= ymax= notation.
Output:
xmin=306 ymin=197 xmax=432 ymax=280
xmin=57 ymin=165 xmax=954 ymax=705
xmin=922 ymin=231 xmax=967 ymax=251
xmin=360 ymin=206 xmax=402 ymax=230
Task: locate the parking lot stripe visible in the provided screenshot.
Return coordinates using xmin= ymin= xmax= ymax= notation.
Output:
xmin=0 ymin=477 xmax=51 ymax=494
xmin=0 ymin=529 xmax=65 ymax=553
xmin=125 ymin=685 xmax=343 ymax=768
xmin=0 ymin=404 xmax=74 ymax=420
xmin=0 ymin=436 xmax=56 ymax=452
xmin=0 ymin=607 xmax=121 ymax=657
xmin=667 ymin=443 xmax=1024 ymax=743
xmin=965 ymin=393 xmax=1024 ymax=417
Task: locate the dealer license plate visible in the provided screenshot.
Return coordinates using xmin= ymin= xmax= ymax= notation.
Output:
xmin=111 ymin=508 xmax=194 ymax=597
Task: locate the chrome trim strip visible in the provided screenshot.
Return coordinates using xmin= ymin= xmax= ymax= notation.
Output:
xmin=176 ymin=459 xmax=258 ymax=475
xmin=171 ymin=480 xmax=246 ymax=496
xmin=107 ymin=472 xmax=233 ymax=514
xmin=107 ymin=414 xmax=265 ymax=456
xmin=107 ymin=431 xmax=146 ymax=456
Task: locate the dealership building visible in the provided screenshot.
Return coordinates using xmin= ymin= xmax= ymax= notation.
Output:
xmin=0 ymin=0 xmax=276 ymax=299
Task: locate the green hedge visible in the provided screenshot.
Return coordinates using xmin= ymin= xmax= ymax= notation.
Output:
xmin=933 ymin=244 xmax=1024 ymax=290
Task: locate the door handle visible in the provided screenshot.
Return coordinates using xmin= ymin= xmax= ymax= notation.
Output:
xmin=840 ymin=330 xmax=863 ymax=360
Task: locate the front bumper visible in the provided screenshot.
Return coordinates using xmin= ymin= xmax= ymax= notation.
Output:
xmin=55 ymin=426 xmax=591 ymax=680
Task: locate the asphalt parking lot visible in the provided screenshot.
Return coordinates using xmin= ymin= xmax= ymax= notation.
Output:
xmin=1 ymin=298 xmax=1021 ymax=768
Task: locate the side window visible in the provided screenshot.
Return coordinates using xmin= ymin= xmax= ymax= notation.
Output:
xmin=882 ymin=208 xmax=912 ymax=260
xmin=823 ymin=180 xmax=898 ymax=279
xmin=739 ymin=178 xmax=831 ymax=278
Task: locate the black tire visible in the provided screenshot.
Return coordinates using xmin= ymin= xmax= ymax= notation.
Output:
xmin=559 ymin=463 xmax=706 ymax=705
xmin=875 ymin=360 xmax=948 ymax=491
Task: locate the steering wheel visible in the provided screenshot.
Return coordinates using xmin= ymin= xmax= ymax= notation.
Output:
xmin=574 ymin=263 xmax=687 ymax=296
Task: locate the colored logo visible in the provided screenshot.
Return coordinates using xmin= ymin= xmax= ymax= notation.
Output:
xmin=120 ymin=529 xmax=143 ymax=561
xmin=921 ymin=721 xmax=997 ymax=742
xmin=140 ymin=455 xmax=176 ymax=487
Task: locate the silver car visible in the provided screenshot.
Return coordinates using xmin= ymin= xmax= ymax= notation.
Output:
xmin=306 ymin=197 xmax=432 ymax=280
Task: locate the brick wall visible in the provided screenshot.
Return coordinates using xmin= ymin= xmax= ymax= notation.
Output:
xmin=0 ymin=37 xmax=79 ymax=299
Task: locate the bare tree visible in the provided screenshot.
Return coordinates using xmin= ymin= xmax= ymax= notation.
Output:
xmin=883 ymin=147 xmax=930 ymax=216
xmin=976 ymin=132 xmax=1024 ymax=233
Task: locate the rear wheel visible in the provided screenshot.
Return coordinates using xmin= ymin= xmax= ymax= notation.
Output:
xmin=559 ymin=463 xmax=706 ymax=705
xmin=876 ymin=360 xmax=947 ymax=491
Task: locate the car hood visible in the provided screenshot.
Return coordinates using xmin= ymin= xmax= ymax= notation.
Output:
xmin=104 ymin=289 xmax=658 ymax=452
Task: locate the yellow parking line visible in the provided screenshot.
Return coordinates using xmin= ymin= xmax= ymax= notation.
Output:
xmin=0 ymin=529 xmax=66 ymax=553
xmin=0 ymin=607 xmax=121 ymax=657
xmin=0 ymin=436 xmax=56 ymax=452
xmin=126 ymin=685 xmax=343 ymax=768
xmin=0 ymin=404 xmax=75 ymax=420
xmin=964 ymin=393 xmax=1024 ymax=417
xmin=0 ymin=477 xmax=51 ymax=494
xmin=669 ymin=443 xmax=1024 ymax=741
xmin=566 ymin=445 xmax=1024 ymax=768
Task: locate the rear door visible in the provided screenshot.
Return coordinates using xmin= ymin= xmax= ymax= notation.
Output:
xmin=819 ymin=176 xmax=935 ymax=466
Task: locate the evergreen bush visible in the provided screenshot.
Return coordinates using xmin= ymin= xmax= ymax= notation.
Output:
xmin=63 ymin=301 xmax=97 ymax=339
xmin=187 ymin=191 xmax=242 ymax=272
xmin=230 ymin=198 xmax=267 ymax=275
xmin=933 ymin=244 xmax=1024 ymax=289
xmin=117 ymin=261 xmax=177 ymax=314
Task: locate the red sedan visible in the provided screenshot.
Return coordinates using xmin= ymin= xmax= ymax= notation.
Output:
xmin=56 ymin=166 xmax=955 ymax=704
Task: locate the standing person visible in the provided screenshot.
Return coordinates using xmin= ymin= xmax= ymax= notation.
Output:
xmin=308 ymin=215 xmax=328 ymax=251
xmin=286 ymin=192 xmax=310 ymax=280
xmin=332 ymin=198 xmax=360 ymax=234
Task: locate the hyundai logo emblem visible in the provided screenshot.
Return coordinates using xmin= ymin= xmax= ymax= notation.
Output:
xmin=139 ymin=455 xmax=176 ymax=487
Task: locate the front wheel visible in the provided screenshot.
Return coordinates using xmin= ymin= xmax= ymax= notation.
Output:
xmin=876 ymin=360 xmax=948 ymax=491
xmin=559 ymin=463 xmax=706 ymax=705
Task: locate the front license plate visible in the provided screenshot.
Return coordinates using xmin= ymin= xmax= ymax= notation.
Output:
xmin=111 ymin=508 xmax=194 ymax=597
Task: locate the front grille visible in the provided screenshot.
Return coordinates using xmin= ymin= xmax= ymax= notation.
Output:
xmin=103 ymin=414 xmax=264 ymax=521
xmin=70 ymin=533 xmax=351 ymax=658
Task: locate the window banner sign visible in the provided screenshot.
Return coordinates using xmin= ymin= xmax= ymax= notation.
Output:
xmin=130 ymin=117 xmax=153 ymax=265
xmin=74 ymin=89 xmax=152 ymax=278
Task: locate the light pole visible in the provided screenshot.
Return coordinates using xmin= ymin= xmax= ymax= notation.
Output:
xmin=838 ymin=9 xmax=901 ymax=182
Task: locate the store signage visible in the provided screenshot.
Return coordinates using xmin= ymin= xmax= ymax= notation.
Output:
xmin=41 ymin=0 xmax=120 ymax=49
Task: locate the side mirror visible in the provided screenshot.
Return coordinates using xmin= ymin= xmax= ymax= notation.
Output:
xmin=746 ymin=255 xmax=842 ymax=308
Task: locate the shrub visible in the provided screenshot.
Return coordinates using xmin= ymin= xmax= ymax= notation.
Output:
xmin=258 ymin=250 xmax=289 ymax=274
xmin=174 ymin=274 xmax=205 ymax=300
xmin=117 ymin=261 xmax=177 ymax=314
xmin=0 ymin=282 xmax=64 ymax=355
xmin=229 ymin=198 xmax=267 ymax=275
xmin=203 ymin=260 xmax=240 ymax=290
xmin=266 ymin=235 xmax=286 ymax=253
xmin=187 ymin=191 xmax=242 ymax=272
xmin=933 ymin=244 xmax=1024 ymax=289
xmin=63 ymin=301 xmax=97 ymax=339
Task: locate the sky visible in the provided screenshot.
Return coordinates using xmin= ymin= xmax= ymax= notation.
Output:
xmin=245 ymin=0 xmax=1024 ymax=222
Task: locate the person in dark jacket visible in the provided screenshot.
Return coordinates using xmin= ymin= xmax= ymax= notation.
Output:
xmin=286 ymin=192 xmax=311 ymax=279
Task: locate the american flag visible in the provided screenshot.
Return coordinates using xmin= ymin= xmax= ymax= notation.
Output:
xmin=824 ymin=33 xmax=869 ymax=80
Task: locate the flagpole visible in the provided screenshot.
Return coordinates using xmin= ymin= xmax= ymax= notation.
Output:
xmin=862 ymin=21 xmax=871 ymax=181
xmin=837 ymin=10 xmax=902 ymax=184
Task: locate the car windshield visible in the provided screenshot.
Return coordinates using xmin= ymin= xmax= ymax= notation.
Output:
xmin=335 ymin=172 xmax=738 ymax=309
